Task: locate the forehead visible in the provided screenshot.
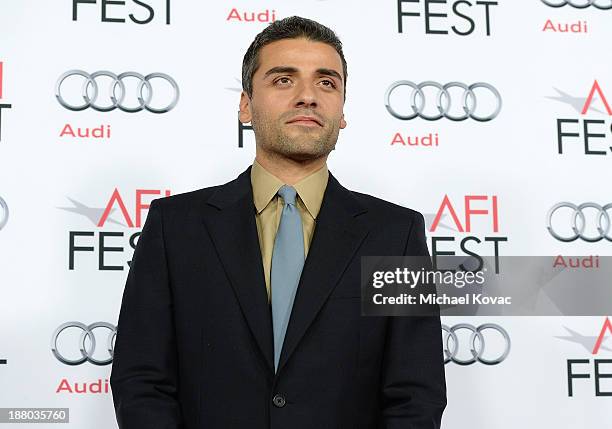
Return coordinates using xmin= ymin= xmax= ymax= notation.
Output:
xmin=256 ymin=38 xmax=343 ymax=76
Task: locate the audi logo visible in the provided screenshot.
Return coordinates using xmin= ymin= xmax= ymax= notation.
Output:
xmin=0 ymin=196 xmax=8 ymax=231
xmin=541 ymin=0 xmax=612 ymax=9
xmin=51 ymin=322 xmax=116 ymax=366
xmin=442 ymin=323 xmax=510 ymax=365
xmin=547 ymin=202 xmax=612 ymax=243
xmin=384 ymin=81 xmax=502 ymax=122
xmin=50 ymin=321 xmax=510 ymax=366
xmin=55 ymin=70 xmax=180 ymax=113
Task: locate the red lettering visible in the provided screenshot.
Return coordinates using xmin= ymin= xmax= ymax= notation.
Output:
xmin=226 ymin=8 xmax=241 ymax=21
xmin=542 ymin=19 xmax=555 ymax=32
xmin=59 ymin=124 xmax=76 ymax=137
xmin=582 ymin=80 xmax=612 ymax=116
xmin=56 ymin=378 xmax=73 ymax=393
xmin=431 ymin=195 xmax=464 ymax=233
xmin=553 ymin=255 xmax=567 ymax=268
xmin=592 ymin=317 xmax=612 ymax=355
xmin=465 ymin=195 xmax=498 ymax=233
xmin=391 ymin=132 xmax=405 ymax=145
xmin=98 ymin=188 xmax=134 ymax=228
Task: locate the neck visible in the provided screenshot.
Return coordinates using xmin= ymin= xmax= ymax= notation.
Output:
xmin=255 ymin=150 xmax=327 ymax=185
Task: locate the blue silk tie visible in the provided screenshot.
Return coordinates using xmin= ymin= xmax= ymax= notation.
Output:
xmin=271 ymin=185 xmax=305 ymax=372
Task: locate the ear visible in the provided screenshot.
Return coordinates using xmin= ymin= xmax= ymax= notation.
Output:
xmin=339 ymin=113 xmax=347 ymax=129
xmin=239 ymin=91 xmax=252 ymax=123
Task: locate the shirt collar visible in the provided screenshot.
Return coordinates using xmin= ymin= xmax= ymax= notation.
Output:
xmin=250 ymin=158 xmax=329 ymax=219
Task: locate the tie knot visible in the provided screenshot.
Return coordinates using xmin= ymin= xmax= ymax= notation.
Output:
xmin=277 ymin=185 xmax=297 ymax=206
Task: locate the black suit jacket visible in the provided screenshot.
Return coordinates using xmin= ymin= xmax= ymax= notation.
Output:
xmin=110 ymin=165 xmax=446 ymax=429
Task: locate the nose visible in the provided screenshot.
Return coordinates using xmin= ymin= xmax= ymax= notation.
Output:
xmin=294 ymin=82 xmax=317 ymax=109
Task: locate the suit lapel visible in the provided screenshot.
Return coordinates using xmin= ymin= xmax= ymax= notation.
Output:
xmin=201 ymin=166 xmax=275 ymax=373
xmin=277 ymin=172 xmax=369 ymax=373
xmin=201 ymin=165 xmax=370 ymax=376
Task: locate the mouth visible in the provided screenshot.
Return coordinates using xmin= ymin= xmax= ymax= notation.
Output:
xmin=286 ymin=115 xmax=323 ymax=127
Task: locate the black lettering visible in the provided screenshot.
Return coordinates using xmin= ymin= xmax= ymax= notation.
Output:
xmin=557 ymin=119 xmax=579 ymax=154
xmin=458 ymin=236 xmax=483 ymax=271
xmin=238 ymin=118 xmax=253 ymax=148
xmin=69 ymin=231 xmax=94 ymax=270
xmin=567 ymin=359 xmax=590 ymax=397
xmin=452 ymin=0 xmax=475 ymax=36
xmin=99 ymin=232 xmax=124 ymax=271
xmin=583 ymin=119 xmax=607 ymax=156
xmin=101 ymin=0 xmax=125 ymax=23
xmin=130 ymin=0 xmax=154 ymax=24
xmin=431 ymin=236 xmax=455 ymax=269
xmin=425 ymin=0 xmax=448 ymax=35
xmin=484 ymin=236 xmax=506 ymax=274
xmin=476 ymin=1 xmax=497 ymax=36
xmin=72 ymin=0 xmax=97 ymax=21
xmin=397 ymin=0 xmax=420 ymax=33
xmin=595 ymin=359 xmax=612 ymax=397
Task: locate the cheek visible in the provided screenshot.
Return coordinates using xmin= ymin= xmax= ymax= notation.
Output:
xmin=321 ymin=96 xmax=344 ymax=115
xmin=254 ymin=97 xmax=286 ymax=120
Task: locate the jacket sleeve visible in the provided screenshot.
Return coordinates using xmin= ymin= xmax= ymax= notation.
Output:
xmin=110 ymin=199 xmax=184 ymax=429
xmin=380 ymin=211 xmax=447 ymax=429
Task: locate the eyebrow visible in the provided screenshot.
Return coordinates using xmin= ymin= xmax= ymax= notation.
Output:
xmin=263 ymin=66 xmax=343 ymax=83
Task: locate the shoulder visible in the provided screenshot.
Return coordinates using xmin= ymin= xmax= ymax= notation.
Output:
xmin=145 ymin=183 xmax=225 ymax=225
xmin=151 ymin=186 xmax=218 ymax=210
xmin=151 ymin=168 xmax=250 ymax=215
xmin=346 ymin=188 xmax=424 ymax=226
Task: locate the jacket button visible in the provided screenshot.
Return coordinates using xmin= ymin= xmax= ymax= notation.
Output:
xmin=272 ymin=394 xmax=286 ymax=408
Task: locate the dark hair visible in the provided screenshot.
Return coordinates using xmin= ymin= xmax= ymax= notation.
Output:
xmin=242 ymin=16 xmax=347 ymax=100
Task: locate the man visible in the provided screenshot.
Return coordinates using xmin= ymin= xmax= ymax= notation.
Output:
xmin=110 ymin=16 xmax=446 ymax=429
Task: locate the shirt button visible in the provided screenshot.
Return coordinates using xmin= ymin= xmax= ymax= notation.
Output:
xmin=272 ymin=394 xmax=286 ymax=408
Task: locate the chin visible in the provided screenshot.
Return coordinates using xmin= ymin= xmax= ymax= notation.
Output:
xmin=288 ymin=146 xmax=334 ymax=161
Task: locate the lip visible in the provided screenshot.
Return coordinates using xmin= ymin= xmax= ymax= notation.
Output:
xmin=286 ymin=115 xmax=323 ymax=127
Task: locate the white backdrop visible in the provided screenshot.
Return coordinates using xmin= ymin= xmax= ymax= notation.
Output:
xmin=1 ymin=0 xmax=611 ymax=427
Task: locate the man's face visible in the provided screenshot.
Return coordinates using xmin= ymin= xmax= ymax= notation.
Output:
xmin=239 ymin=38 xmax=347 ymax=162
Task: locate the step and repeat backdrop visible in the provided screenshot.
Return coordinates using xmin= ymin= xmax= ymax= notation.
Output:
xmin=1 ymin=0 xmax=611 ymax=428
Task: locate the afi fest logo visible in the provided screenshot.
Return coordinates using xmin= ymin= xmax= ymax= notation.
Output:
xmin=396 ymin=0 xmax=498 ymax=36
xmin=549 ymin=80 xmax=612 ymax=157
xmin=0 ymin=62 xmax=13 ymax=142
xmin=59 ymin=188 xmax=171 ymax=270
xmin=72 ymin=0 xmax=171 ymax=25
xmin=428 ymin=194 xmax=507 ymax=273
xmin=559 ymin=317 xmax=612 ymax=397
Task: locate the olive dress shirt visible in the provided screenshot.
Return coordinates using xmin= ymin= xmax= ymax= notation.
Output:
xmin=250 ymin=159 xmax=329 ymax=302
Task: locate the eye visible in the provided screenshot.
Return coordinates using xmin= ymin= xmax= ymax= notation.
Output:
xmin=274 ymin=77 xmax=292 ymax=86
xmin=320 ymin=79 xmax=337 ymax=89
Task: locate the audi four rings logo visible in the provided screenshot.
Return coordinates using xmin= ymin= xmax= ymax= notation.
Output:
xmin=55 ymin=70 xmax=180 ymax=113
xmin=0 ymin=196 xmax=8 ymax=231
xmin=541 ymin=0 xmax=612 ymax=9
xmin=50 ymin=321 xmax=510 ymax=366
xmin=547 ymin=202 xmax=612 ymax=242
xmin=442 ymin=323 xmax=511 ymax=365
xmin=51 ymin=322 xmax=116 ymax=366
xmin=384 ymin=81 xmax=502 ymax=122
